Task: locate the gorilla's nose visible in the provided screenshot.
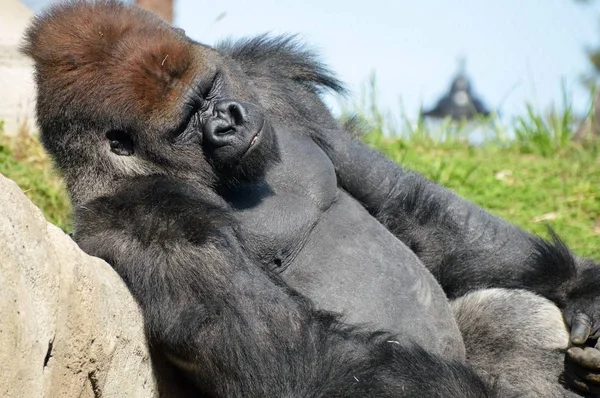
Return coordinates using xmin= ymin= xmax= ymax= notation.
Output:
xmin=204 ymin=100 xmax=247 ymax=146
xmin=214 ymin=100 xmax=247 ymax=126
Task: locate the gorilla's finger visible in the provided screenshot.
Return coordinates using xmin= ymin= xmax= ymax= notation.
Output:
xmin=571 ymin=367 xmax=600 ymax=384
xmin=564 ymin=358 xmax=600 ymax=396
xmin=570 ymin=313 xmax=593 ymax=345
xmin=568 ymin=347 xmax=600 ymax=370
xmin=564 ymin=372 xmax=600 ymax=396
xmin=567 ymin=357 xmax=600 ymax=385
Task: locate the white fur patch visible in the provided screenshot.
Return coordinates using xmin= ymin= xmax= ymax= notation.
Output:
xmin=451 ymin=288 xmax=569 ymax=350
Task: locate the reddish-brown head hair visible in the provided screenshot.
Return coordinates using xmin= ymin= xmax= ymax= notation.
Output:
xmin=22 ymin=0 xmax=209 ymax=127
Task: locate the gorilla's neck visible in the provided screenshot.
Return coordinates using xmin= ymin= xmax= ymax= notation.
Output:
xmin=66 ymin=166 xmax=211 ymax=214
xmin=65 ymin=169 xmax=117 ymax=209
xmin=213 ymin=124 xmax=281 ymax=186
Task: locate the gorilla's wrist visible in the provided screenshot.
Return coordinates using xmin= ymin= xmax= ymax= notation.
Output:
xmin=563 ymin=264 xmax=600 ymax=334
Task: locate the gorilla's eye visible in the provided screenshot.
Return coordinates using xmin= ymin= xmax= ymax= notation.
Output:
xmin=172 ymin=108 xmax=202 ymax=142
xmin=106 ymin=130 xmax=134 ymax=156
xmin=201 ymin=71 xmax=222 ymax=100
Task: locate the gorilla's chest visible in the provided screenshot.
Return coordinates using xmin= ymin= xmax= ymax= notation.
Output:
xmin=222 ymin=131 xmax=464 ymax=357
xmin=266 ymin=130 xmax=339 ymax=211
xmin=224 ymin=130 xmax=339 ymax=269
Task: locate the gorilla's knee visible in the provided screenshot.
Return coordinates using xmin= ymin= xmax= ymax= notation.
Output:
xmin=452 ymin=288 xmax=569 ymax=352
xmin=451 ymin=288 xmax=576 ymax=397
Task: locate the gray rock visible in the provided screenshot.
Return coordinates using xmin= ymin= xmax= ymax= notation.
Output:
xmin=0 ymin=173 xmax=159 ymax=397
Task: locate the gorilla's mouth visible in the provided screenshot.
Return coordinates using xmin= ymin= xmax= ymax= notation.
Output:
xmin=242 ymin=121 xmax=264 ymax=159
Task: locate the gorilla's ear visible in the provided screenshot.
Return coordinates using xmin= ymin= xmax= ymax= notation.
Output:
xmin=106 ymin=130 xmax=134 ymax=156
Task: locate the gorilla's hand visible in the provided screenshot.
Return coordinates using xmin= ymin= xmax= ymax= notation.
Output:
xmin=561 ymin=262 xmax=600 ymax=394
xmin=564 ymin=309 xmax=600 ymax=395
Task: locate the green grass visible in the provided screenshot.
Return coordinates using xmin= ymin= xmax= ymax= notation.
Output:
xmin=0 ymin=85 xmax=598 ymax=260
xmin=346 ymin=76 xmax=600 ymax=260
xmin=0 ymin=132 xmax=72 ymax=231
xmin=365 ymin=133 xmax=600 ymax=259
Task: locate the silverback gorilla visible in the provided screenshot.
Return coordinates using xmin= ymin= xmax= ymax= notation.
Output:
xmin=23 ymin=1 xmax=600 ymax=397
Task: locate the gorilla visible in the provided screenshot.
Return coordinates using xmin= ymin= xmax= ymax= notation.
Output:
xmin=23 ymin=1 xmax=600 ymax=397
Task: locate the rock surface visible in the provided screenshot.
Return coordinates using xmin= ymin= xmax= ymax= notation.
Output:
xmin=0 ymin=173 xmax=159 ymax=397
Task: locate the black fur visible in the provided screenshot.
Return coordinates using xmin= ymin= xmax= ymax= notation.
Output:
xmin=24 ymin=2 xmax=600 ymax=397
xmin=218 ymin=34 xmax=346 ymax=95
xmin=75 ymin=175 xmax=499 ymax=398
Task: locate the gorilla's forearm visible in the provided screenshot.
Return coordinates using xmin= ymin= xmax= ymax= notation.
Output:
xmin=319 ymin=130 xmax=585 ymax=304
xmin=72 ymin=176 xmax=493 ymax=397
xmin=72 ymin=178 xmax=320 ymax=395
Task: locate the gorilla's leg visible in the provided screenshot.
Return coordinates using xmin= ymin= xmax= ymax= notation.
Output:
xmin=451 ymin=288 xmax=579 ymax=397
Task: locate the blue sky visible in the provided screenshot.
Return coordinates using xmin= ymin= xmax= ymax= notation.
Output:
xmin=25 ymin=0 xmax=600 ymax=121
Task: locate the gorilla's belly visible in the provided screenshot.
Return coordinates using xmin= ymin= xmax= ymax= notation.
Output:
xmin=281 ymin=191 xmax=466 ymax=360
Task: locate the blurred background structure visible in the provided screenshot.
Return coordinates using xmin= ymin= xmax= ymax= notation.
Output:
xmin=135 ymin=0 xmax=173 ymax=22
xmin=0 ymin=0 xmax=36 ymax=136
xmin=422 ymin=59 xmax=491 ymax=121
xmin=16 ymin=0 xmax=600 ymax=129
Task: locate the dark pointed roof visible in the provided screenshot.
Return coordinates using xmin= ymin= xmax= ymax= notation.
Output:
xmin=422 ymin=60 xmax=490 ymax=121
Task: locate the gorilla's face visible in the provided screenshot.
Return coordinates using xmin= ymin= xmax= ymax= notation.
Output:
xmin=86 ymin=42 xmax=283 ymax=190
xmin=168 ymin=65 xmax=279 ymax=183
xmin=24 ymin=1 xmax=279 ymax=187
xmin=105 ymin=50 xmax=279 ymax=184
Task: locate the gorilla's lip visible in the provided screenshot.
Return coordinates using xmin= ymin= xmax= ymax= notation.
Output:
xmin=241 ymin=120 xmax=264 ymax=159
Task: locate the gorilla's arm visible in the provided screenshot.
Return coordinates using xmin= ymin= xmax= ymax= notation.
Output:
xmin=316 ymin=130 xmax=600 ymax=334
xmin=73 ymin=176 xmax=493 ymax=398
xmin=320 ymin=129 xmax=600 ymax=393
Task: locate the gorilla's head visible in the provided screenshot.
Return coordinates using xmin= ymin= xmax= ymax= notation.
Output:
xmin=23 ymin=0 xmax=278 ymax=200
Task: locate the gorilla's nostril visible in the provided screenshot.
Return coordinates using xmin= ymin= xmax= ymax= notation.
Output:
xmin=214 ymin=100 xmax=247 ymax=126
xmin=204 ymin=100 xmax=252 ymax=146
xmin=228 ymin=103 xmax=245 ymax=125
